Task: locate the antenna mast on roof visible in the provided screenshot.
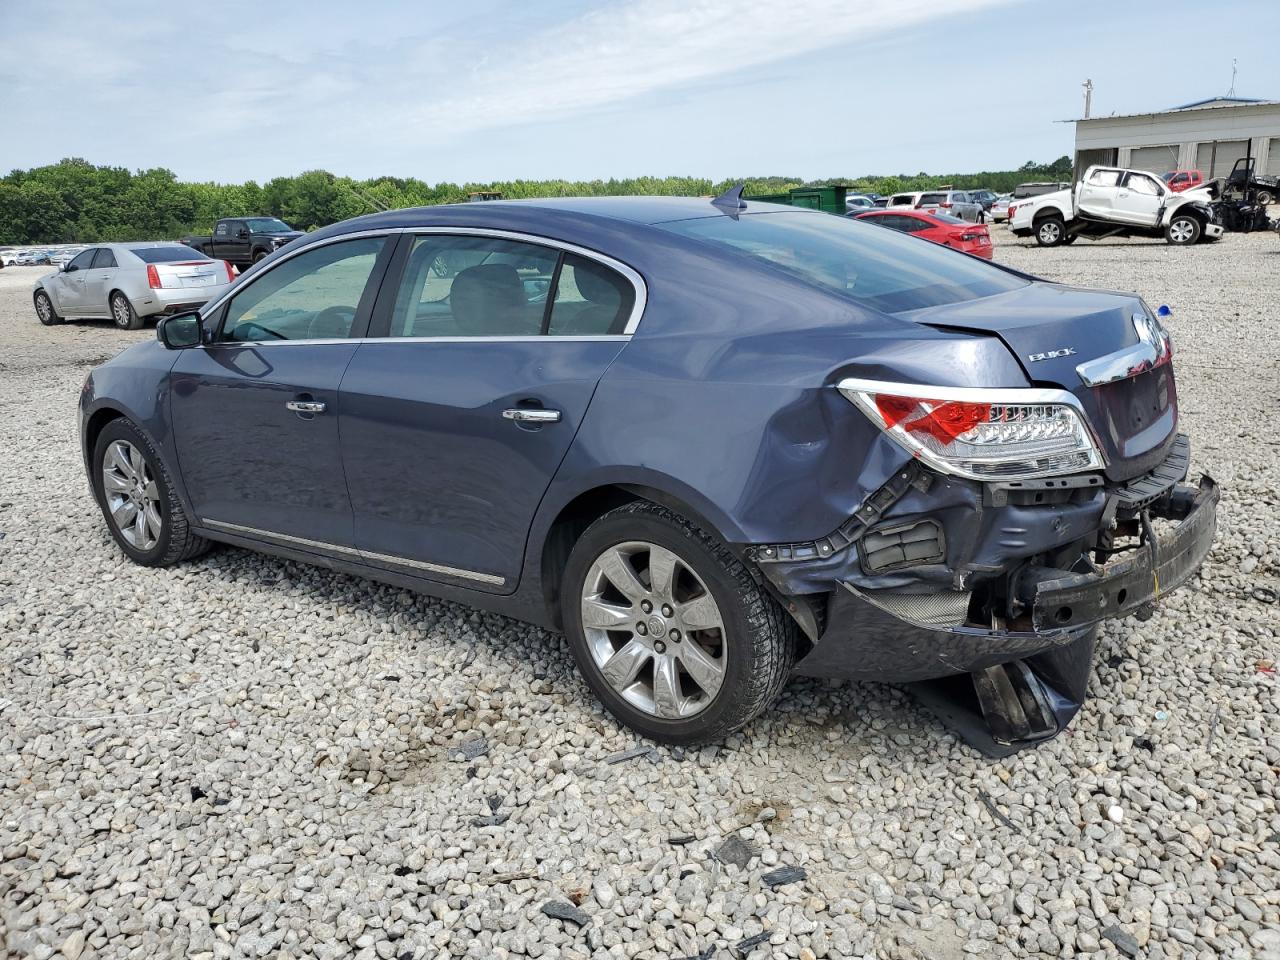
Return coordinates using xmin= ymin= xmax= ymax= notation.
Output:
xmin=1082 ymin=79 xmax=1093 ymax=118
xmin=1227 ymin=58 xmax=1237 ymax=97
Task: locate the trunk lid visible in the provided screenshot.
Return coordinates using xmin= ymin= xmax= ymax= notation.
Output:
xmin=900 ymin=283 xmax=1178 ymax=480
xmin=155 ymin=260 xmax=224 ymax=289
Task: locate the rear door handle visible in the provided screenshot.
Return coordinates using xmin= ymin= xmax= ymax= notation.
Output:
xmin=503 ymin=408 xmax=561 ymax=424
xmin=286 ymin=400 xmax=326 ymax=414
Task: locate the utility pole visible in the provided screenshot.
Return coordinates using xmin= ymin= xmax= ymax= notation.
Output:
xmin=1082 ymin=79 xmax=1093 ymax=119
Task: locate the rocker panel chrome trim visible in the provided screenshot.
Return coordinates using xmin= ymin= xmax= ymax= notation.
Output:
xmin=200 ymin=518 xmax=506 ymax=586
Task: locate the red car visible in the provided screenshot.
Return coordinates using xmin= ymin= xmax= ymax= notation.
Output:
xmin=853 ymin=209 xmax=993 ymax=259
xmin=1162 ymin=169 xmax=1204 ymax=192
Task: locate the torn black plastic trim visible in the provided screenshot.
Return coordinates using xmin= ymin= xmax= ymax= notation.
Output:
xmin=750 ymin=460 xmax=930 ymax=564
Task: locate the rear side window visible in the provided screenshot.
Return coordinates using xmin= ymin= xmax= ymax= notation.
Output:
xmin=91 ymin=249 xmax=117 ymax=269
xmin=388 ymin=236 xmax=633 ymax=338
xmin=1087 ymin=169 xmax=1121 ymax=187
xmin=547 ymin=254 xmax=633 ymax=335
xmin=657 ymin=211 xmax=1025 ymax=314
xmin=132 ymin=247 xmax=211 ymax=263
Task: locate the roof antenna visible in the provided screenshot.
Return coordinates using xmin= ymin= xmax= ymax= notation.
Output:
xmin=1227 ymin=58 xmax=1237 ymax=97
xmin=711 ymin=183 xmax=748 ymax=212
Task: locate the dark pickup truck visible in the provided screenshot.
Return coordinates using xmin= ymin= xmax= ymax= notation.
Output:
xmin=182 ymin=217 xmax=305 ymax=269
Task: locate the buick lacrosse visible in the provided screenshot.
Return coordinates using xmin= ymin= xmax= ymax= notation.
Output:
xmin=80 ymin=190 xmax=1217 ymax=749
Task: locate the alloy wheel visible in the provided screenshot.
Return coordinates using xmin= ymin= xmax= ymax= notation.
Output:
xmin=35 ymin=294 xmax=52 ymax=324
xmin=111 ymin=296 xmax=131 ymax=328
xmin=1038 ymin=222 xmax=1060 ymax=244
xmin=580 ymin=540 xmax=727 ymax=720
xmin=102 ymin=440 xmax=162 ymax=550
xmin=1169 ymin=220 xmax=1195 ymax=244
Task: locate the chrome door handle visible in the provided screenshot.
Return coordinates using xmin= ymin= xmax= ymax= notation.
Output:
xmin=503 ymin=408 xmax=561 ymax=424
xmin=286 ymin=400 xmax=326 ymax=414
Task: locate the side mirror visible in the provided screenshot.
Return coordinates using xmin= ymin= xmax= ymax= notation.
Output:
xmin=63 ymin=263 xmax=77 ymax=273
xmin=157 ymin=311 xmax=204 ymax=349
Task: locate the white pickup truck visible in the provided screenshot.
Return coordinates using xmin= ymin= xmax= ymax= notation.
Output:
xmin=1009 ymin=165 xmax=1223 ymax=247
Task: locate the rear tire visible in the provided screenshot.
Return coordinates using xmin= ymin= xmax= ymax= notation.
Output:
xmin=1165 ymin=214 xmax=1202 ymax=246
xmin=1256 ymin=190 xmax=1273 ymax=205
xmin=1034 ymin=216 xmax=1066 ymax=247
xmin=34 ymin=289 xmax=62 ymax=326
xmin=110 ymin=291 xmax=144 ymax=330
xmin=92 ymin=418 xmax=211 ymax=567
xmin=561 ymin=501 xmax=796 ymax=746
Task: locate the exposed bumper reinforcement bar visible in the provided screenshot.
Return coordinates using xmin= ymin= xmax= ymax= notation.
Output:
xmin=1026 ymin=475 xmax=1218 ymax=631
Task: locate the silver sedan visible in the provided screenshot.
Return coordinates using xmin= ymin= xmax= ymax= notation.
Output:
xmin=33 ymin=242 xmax=234 ymax=330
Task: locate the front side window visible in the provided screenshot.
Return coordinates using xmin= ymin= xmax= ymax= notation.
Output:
xmin=67 ymin=249 xmax=96 ymax=271
xmin=657 ymin=211 xmax=1026 ymax=314
xmin=1125 ymin=173 xmax=1162 ymax=196
xmin=220 ymin=236 xmax=385 ymax=342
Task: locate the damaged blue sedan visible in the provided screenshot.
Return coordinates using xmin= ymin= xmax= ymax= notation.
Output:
xmin=79 ymin=189 xmax=1217 ymax=753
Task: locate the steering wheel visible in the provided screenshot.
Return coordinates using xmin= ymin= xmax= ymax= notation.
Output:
xmin=308 ymin=305 xmax=357 ymax=339
xmin=235 ymin=321 xmax=287 ymax=341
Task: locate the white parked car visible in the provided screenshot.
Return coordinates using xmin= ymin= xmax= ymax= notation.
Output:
xmin=33 ymin=243 xmax=234 ymax=330
xmin=885 ymin=191 xmax=924 ymax=209
xmin=844 ymin=193 xmax=877 ymax=212
xmin=1009 ymin=166 xmax=1224 ymax=247
xmin=988 ymin=194 xmax=1012 ymax=222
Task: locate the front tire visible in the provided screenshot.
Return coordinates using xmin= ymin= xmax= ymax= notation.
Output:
xmin=561 ymin=501 xmax=796 ymax=746
xmin=34 ymin=289 xmax=62 ymax=326
xmin=92 ymin=418 xmax=211 ymax=567
xmin=1165 ymin=214 xmax=1202 ymax=246
xmin=110 ymin=291 xmax=144 ymax=330
xmin=1035 ymin=215 xmax=1066 ymax=247
xmin=1256 ymin=190 xmax=1273 ymax=205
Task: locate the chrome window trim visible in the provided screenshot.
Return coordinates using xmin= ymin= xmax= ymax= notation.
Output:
xmin=201 ymin=518 xmax=505 ymax=586
xmin=205 ymin=334 xmax=631 ymax=349
xmin=197 ymin=224 xmax=647 ymax=341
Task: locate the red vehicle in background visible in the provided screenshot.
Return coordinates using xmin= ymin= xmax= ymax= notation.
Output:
xmin=1162 ymin=169 xmax=1204 ymax=192
xmin=853 ymin=209 xmax=993 ymax=259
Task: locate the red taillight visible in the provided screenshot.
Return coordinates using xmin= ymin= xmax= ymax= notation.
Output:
xmin=223 ymin=260 xmax=235 ymax=282
xmin=146 ymin=264 xmax=162 ymax=289
xmin=874 ymin=395 xmax=991 ymax=444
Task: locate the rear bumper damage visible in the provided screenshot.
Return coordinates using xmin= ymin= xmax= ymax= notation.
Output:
xmin=754 ymin=434 xmax=1218 ymax=753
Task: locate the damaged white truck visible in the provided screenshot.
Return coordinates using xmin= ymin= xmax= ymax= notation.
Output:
xmin=1010 ymin=165 xmax=1224 ymax=247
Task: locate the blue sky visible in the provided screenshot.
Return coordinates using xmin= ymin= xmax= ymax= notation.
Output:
xmin=1 ymin=0 xmax=1276 ymax=184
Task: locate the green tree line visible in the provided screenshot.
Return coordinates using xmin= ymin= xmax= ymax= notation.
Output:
xmin=0 ymin=156 xmax=1073 ymax=245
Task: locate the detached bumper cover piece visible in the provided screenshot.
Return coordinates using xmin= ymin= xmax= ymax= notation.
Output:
xmin=1028 ymin=475 xmax=1218 ymax=630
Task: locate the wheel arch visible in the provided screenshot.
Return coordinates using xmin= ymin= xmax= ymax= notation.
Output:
xmin=535 ymin=480 xmax=747 ymax=629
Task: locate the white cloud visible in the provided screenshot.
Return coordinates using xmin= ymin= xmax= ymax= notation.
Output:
xmin=404 ymin=0 xmax=1012 ymax=136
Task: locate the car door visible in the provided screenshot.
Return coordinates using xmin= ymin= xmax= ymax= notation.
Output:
xmin=50 ymin=248 xmax=97 ymax=313
xmin=338 ymin=231 xmax=640 ymax=592
xmin=83 ymin=247 xmax=117 ymax=315
xmin=1077 ymin=168 xmax=1123 ymax=219
xmin=1114 ymin=172 xmax=1164 ymax=226
xmin=211 ymin=220 xmax=236 ymax=260
xmin=169 ymin=233 xmax=394 ymax=548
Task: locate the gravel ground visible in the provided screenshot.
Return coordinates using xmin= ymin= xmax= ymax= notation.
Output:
xmin=1 ymin=229 xmax=1278 ymax=960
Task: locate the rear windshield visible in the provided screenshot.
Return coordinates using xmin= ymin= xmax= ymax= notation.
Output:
xmin=130 ymin=247 xmax=211 ymax=263
xmin=657 ymin=211 xmax=1025 ymax=313
xmin=918 ymin=193 xmax=947 ymax=204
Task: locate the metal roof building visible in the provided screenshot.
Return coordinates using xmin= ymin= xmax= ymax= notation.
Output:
xmin=1071 ymin=96 xmax=1280 ymax=179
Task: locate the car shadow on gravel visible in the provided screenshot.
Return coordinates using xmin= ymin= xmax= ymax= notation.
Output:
xmin=189 ymin=542 xmax=967 ymax=756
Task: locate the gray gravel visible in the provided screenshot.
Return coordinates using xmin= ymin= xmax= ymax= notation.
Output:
xmin=1 ymin=228 xmax=1278 ymax=960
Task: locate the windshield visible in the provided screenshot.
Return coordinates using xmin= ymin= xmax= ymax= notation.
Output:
xmin=131 ymin=246 xmax=211 ymax=263
xmin=244 ymin=218 xmax=293 ymax=233
xmin=657 ymin=211 xmax=1025 ymax=313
